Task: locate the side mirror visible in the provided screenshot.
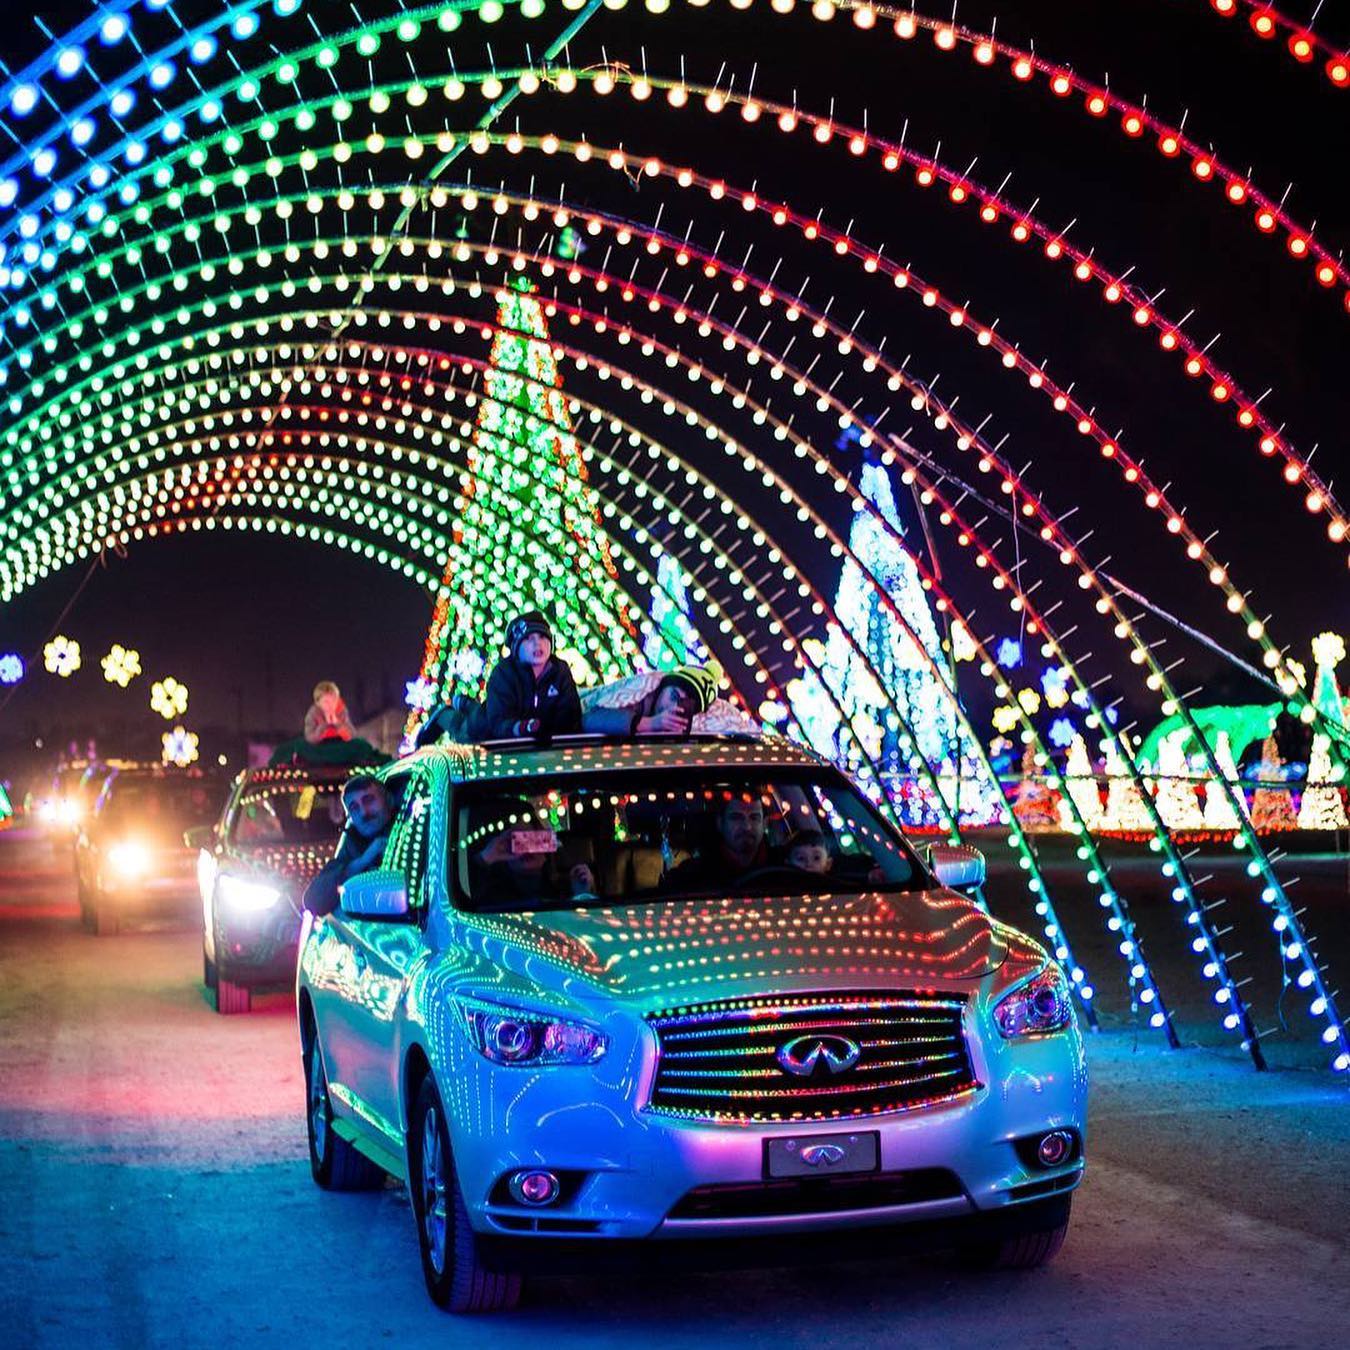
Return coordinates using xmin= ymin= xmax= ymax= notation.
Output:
xmin=183 ymin=825 xmax=214 ymax=850
xmin=927 ymin=843 xmax=986 ymax=891
xmin=340 ymin=868 xmax=410 ymax=919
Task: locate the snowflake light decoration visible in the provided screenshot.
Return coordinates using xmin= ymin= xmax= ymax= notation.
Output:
xmin=161 ymin=725 xmax=199 ymax=767
xmin=0 ymin=653 xmax=23 ymax=685
xmin=1049 ymin=717 xmax=1076 ymax=748
xmin=1041 ymin=665 xmax=1071 ymax=709
xmin=451 ymin=650 xmax=486 ymax=683
xmin=43 ymin=636 xmax=80 ymax=677
xmin=100 ymin=644 xmax=142 ymax=687
xmin=150 ymin=676 xmax=189 ymax=721
xmin=996 ymin=637 xmax=1024 ymax=669
xmin=404 ymin=676 xmax=436 ymax=711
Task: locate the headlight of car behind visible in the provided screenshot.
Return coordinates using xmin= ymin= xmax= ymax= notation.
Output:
xmin=108 ymin=840 xmax=151 ymax=877
xmin=457 ymin=997 xmax=607 ymax=1067
xmin=216 ymin=873 xmax=282 ymax=913
xmin=993 ymin=964 xmax=1073 ymax=1038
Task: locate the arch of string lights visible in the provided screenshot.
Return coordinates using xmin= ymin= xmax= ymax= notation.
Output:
xmin=0 ymin=0 xmax=1345 ymax=1071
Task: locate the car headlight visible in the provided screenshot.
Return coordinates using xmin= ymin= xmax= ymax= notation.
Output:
xmin=456 ymin=997 xmax=607 ymax=1067
xmin=108 ymin=840 xmax=150 ymax=877
xmin=993 ymin=964 xmax=1074 ymax=1038
xmin=216 ymin=873 xmax=282 ymax=913
xmin=57 ymin=799 xmax=80 ymax=825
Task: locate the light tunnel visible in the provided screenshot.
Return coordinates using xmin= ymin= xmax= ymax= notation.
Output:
xmin=0 ymin=0 xmax=1345 ymax=1069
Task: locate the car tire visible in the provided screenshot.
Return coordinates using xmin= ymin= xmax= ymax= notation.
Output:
xmin=214 ymin=975 xmax=251 ymax=1015
xmin=958 ymin=1204 xmax=1071 ymax=1271
xmin=409 ymin=1075 xmax=522 ymax=1313
xmin=303 ymin=1025 xmax=386 ymax=1192
xmin=77 ymin=878 xmax=94 ymax=932
xmin=93 ymin=897 xmax=118 ymax=937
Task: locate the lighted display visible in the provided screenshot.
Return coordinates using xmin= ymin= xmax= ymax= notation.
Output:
xmin=0 ymin=0 xmax=1340 ymax=1074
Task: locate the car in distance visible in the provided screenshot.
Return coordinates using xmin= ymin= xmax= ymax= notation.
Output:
xmin=75 ymin=766 xmax=230 ymax=936
xmin=196 ymin=765 xmax=351 ymax=1014
xmin=38 ymin=760 xmax=107 ymax=853
xmin=299 ymin=737 xmax=1086 ymax=1312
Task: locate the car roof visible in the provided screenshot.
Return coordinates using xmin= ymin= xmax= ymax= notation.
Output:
xmin=399 ymin=734 xmax=828 ymax=785
xmin=239 ymin=764 xmax=358 ymax=786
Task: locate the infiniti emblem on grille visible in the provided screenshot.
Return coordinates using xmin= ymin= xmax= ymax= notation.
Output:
xmin=776 ymin=1034 xmax=862 ymax=1078
xmin=800 ymin=1144 xmax=846 ymax=1167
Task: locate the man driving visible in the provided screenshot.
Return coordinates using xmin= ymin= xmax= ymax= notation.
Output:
xmin=664 ymin=792 xmax=769 ymax=890
xmin=303 ymin=774 xmax=395 ymax=917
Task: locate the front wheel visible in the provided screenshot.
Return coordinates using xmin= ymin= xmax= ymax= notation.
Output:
xmin=409 ymin=1075 xmax=521 ymax=1313
xmin=93 ymin=896 xmax=118 ymax=937
xmin=957 ymin=1201 xmax=1071 ymax=1270
xmin=303 ymin=1027 xmax=385 ymax=1192
xmin=213 ymin=975 xmax=251 ymax=1014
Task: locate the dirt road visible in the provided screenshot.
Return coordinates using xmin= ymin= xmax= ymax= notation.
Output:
xmin=1 ymin=828 xmax=1345 ymax=1348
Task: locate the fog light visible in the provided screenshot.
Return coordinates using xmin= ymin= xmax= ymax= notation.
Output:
xmin=508 ymin=1169 xmax=560 ymax=1207
xmin=1037 ymin=1130 xmax=1074 ymax=1167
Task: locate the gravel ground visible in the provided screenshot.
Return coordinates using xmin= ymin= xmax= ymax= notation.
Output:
xmin=0 ymin=827 xmax=1346 ymax=1349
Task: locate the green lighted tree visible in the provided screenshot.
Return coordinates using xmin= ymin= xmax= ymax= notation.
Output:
xmin=405 ymin=279 xmax=641 ymax=743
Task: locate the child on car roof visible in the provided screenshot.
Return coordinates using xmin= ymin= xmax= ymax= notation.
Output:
xmin=304 ymin=680 xmax=354 ymax=744
xmin=480 ymin=611 xmax=583 ymax=740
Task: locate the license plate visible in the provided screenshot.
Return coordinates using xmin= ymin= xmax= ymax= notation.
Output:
xmin=765 ymin=1131 xmax=879 ymax=1179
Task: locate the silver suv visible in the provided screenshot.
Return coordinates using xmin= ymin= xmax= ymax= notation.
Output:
xmin=298 ymin=736 xmax=1086 ymax=1312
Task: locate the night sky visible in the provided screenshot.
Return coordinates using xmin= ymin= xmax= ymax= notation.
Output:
xmin=0 ymin=0 xmax=1345 ymax=771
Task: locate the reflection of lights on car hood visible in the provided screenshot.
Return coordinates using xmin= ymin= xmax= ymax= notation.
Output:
xmin=217 ymin=873 xmax=282 ymax=912
xmin=108 ymin=840 xmax=151 ymax=876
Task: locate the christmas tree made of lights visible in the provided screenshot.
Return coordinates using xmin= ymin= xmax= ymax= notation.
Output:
xmin=810 ymin=453 xmax=1001 ymax=825
xmin=406 ymin=278 xmax=640 ymax=741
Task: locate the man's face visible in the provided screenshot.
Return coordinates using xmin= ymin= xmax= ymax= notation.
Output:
xmin=345 ymin=782 xmax=391 ymax=838
xmin=654 ymin=685 xmax=696 ymax=720
xmin=518 ymin=633 xmax=552 ymax=668
xmin=719 ymin=797 xmax=765 ymax=864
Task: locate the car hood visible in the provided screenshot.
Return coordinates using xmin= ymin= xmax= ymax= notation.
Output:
xmin=454 ymin=888 xmax=1040 ymax=1011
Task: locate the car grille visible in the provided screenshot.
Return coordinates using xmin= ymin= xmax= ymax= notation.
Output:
xmin=646 ymin=991 xmax=978 ymax=1122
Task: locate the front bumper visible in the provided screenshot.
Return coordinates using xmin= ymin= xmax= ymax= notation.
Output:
xmin=477 ymin=1193 xmax=1074 ymax=1276
xmin=447 ymin=1020 xmax=1086 ymax=1243
xmin=213 ymin=899 xmax=303 ymax=988
xmin=98 ymin=871 xmax=199 ymax=916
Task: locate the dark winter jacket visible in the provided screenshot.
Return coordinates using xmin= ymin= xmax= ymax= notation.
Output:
xmin=303 ymin=824 xmax=393 ymax=917
xmin=481 ymin=655 xmax=582 ymax=740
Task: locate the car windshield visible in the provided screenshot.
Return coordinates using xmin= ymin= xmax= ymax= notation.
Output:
xmin=453 ymin=766 xmax=928 ymax=913
xmin=101 ymin=777 xmax=225 ymax=832
xmin=229 ymin=780 xmax=347 ymax=848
